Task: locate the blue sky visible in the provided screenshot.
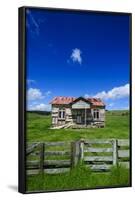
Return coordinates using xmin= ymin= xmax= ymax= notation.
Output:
xmin=26 ymin=8 xmax=130 ymax=111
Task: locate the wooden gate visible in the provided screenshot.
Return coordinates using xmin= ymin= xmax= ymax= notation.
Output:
xmin=26 ymin=139 xmax=130 ymax=175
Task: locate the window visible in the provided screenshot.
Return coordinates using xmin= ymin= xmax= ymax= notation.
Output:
xmin=59 ymin=109 xmax=65 ymax=119
xmin=93 ymin=109 xmax=99 ymax=119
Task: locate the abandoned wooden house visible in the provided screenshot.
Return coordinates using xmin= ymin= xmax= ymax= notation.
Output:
xmin=50 ymin=96 xmax=105 ymax=129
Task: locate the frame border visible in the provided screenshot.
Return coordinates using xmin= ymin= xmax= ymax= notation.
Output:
xmin=18 ymin=6 xmax=132 ymax=194
xmin=18 ymin=7 xmax=26 ymax=193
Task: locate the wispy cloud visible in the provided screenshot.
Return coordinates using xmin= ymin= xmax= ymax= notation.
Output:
xmin=45 ymin=91 xmax=52 ymax=96
xmin=26 ymin=9 xmax=46 ymax=37
xmin=70 ymin=48 xmax=82 ymax=64
xmin=94 ymin=84 xmax=129 ymax=100
xmin=27 ymin=79 xmax=36 ymax=85
xmin=106 ymin=101 xmax=129 ymax=110
xmin=84 ymin=94 xmax=91 ymax=98
xmin=108 ymin=103 xmax=114 ymax=107
xmin=26 ymin=9 xmax=40 ymax=36
xmin=28 ymin=103 xmax=51 ymax=111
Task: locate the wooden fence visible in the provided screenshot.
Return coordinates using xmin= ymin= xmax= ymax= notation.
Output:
xmin=26 ymin=139 xmax=130 ymax=175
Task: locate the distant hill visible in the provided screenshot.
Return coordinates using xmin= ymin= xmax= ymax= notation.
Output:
xmin=27 ymin=111 xmax=51 ymax=115
xmin=106 ymin=110 xmax=129 ymax=116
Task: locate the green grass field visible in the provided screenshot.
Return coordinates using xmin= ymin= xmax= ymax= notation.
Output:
xmin=27 ymin=110 xmax=129 ymax=142
xmin=26 ymin=110 xmax=130 ymax=192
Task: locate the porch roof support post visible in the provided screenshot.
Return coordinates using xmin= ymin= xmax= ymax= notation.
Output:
xmin=85 ymin=107 xmax=87 ymax=127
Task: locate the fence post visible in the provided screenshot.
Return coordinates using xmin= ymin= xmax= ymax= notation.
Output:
xmin=71 ymin=141 xmax=81 ymax=168
xmin=39 ymin=142 xmax=44 ymax=173
xmin=112 ymin=139 xmax=118 ymax=166
xmin=80 ymin=139 xmax=84 ymax=162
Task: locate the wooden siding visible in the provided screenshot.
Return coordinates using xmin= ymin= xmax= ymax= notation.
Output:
xmin=65 ymin=108 xmax=73 ymax=122
xmin=51 ymin=104 xmax=105 ymax=128
xmin=72 ymin=100 xmax=90 ymax=109
xmin=99 ymin=109 xmax=105 ymax=121
xmin=91 ymin=108 xmax=105 ymax=122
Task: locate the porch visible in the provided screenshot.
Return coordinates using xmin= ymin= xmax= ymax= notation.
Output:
xmin=72 ymin=109 xmax=93 ymax=126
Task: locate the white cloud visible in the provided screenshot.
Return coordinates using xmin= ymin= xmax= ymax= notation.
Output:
xmin=70 ymin=48 xmax=82 ymax=64
xmin=28 ymin=103 xmax=51 ymax=111
xmin=94 ymin=84 xmax=129 ymax=100
xmin=27 ymin=88 xmax=44 ymax=101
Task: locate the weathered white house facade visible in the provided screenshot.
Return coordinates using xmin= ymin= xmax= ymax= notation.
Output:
xmin=50 ymin=96 xmax=105 ymax=128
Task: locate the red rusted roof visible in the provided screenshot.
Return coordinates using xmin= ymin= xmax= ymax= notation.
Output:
xmin=50 ymin=96 xmax=105 ymax=107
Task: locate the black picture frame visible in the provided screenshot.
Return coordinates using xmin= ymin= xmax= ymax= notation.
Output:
xmin=18 ymin=6 xmax=132 ymax=194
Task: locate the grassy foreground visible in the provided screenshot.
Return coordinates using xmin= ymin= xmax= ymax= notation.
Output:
xmin=27 ymin=164 xmax=130 ymax=192
xmin=26 ymin=110 xmax=130 ymax=192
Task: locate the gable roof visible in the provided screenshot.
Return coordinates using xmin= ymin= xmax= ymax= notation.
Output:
xmin=70 ymin=96 xmax=91 ymax=105
xmin=50 ymin=96 xmax=105 ymax=107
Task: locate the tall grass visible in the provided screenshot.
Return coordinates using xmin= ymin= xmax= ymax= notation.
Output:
xmin=26 ymin=164 xmax=130 ymax=192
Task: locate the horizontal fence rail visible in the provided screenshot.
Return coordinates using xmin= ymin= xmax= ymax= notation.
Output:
xmin=26 ymin=139 xmax=130 ymax=175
